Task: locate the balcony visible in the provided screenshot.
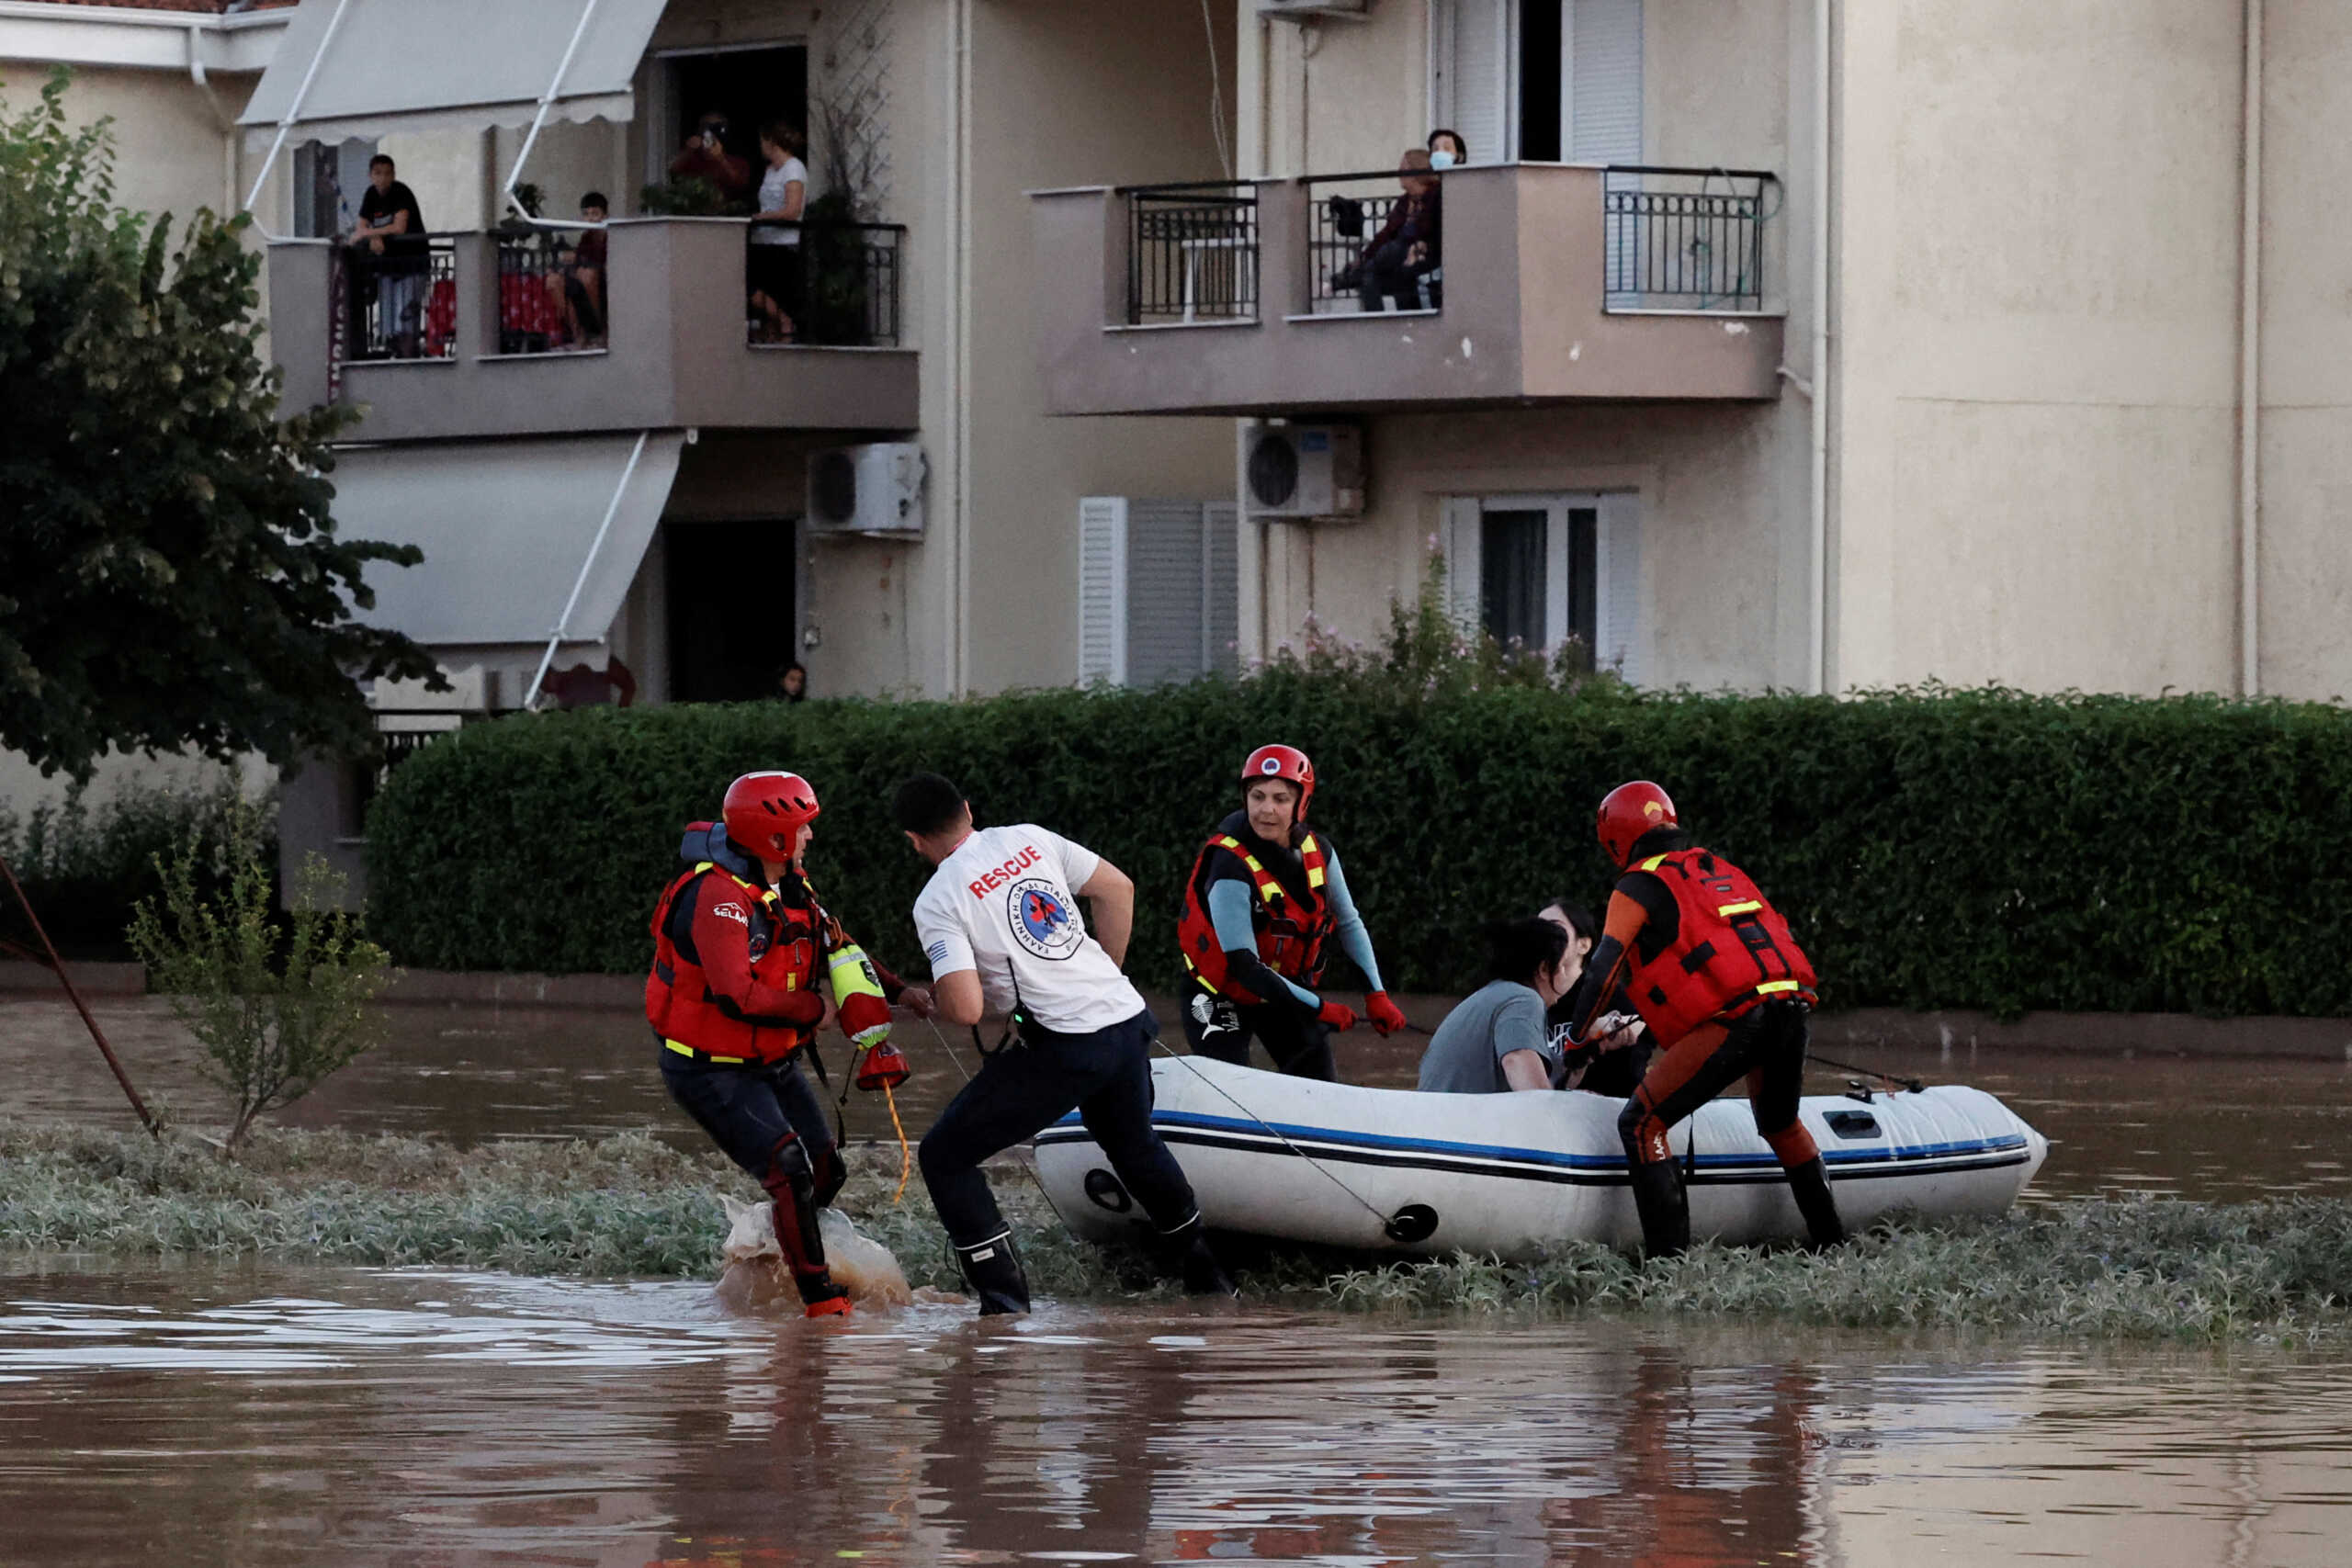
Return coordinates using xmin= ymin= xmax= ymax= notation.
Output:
xmin=268 ymin=219 xmax=918 ymax=442
xmin=1030 ymin=164 xmax=1784 ymax=418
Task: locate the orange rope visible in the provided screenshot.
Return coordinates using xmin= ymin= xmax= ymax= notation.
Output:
xmin=885 ymin=1082 xmax=910 ymax=1205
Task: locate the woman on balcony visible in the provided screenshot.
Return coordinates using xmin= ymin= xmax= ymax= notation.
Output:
xmin=748 ymin=122 xmax=809 ymax=343
xmin=1355 ymin=149 xmax=1442 ymax=312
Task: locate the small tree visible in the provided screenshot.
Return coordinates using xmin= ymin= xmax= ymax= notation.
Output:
xmin=127 ymin=801 xmax=390 ymax=1147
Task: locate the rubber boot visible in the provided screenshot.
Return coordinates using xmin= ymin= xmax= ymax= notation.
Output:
xmin=955 ymin=1231 xmax=1030 ymax=1316
xmin=765 ymin=1142 xmax=852 ymax=1318
xmin=1784 ymin=1156 xmax=1846 ymax=1251
xmin=1163 ymin=1214 xmax=1238 ymax=1298
xmin=1626 ymin=1156 xmax=1690 ymax=1262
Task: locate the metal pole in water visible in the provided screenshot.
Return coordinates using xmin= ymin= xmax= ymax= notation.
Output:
xmin=0 ymin=852 xmax=159 ymax=1135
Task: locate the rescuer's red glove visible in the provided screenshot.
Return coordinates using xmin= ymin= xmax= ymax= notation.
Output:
xmin=1316 ymin=999 xmax=1358 ymax=1032
xmin=1364 ymin=991 xmax=1408 ymax=1036
xmin=836 ymin=991 xmax=892 ymax=1049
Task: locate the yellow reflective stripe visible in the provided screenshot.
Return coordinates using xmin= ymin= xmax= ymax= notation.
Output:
xmin=664 ymin=1039 xmax=747 ymax=1065
xmin=1717 ymin=900 xmax=1763 ymax=917
xmin=1755 ymin=980 xmax=1801 ymax=996
xmin=1640 ymin=854 xmax=1669 ymax=872
xmin=1306 ymin=867 xmax=1325 ymax=889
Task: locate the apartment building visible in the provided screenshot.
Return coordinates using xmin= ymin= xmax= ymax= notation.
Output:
xmin=1036 ymin=0 xmax=2352 ymax=703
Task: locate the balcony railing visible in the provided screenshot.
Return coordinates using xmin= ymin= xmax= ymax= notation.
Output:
xmin=1305 ymin=171 xmax=1442 ymax=315
xmin=335 ymin=236 xmax=456 ymax=362
xmin=496 ymin=230 xmax=604 ymax=355
xmin=1602 ymin=166 xmax=1778 ymax=312
xmin=1120 ymin=183 xmax=1259 ymax=325
xmin=746 ymin=221 xmax=906 ymax=346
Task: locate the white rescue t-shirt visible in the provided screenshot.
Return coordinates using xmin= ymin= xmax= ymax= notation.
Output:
xmin=912 ymin=824 xmax=1144 ymax=1035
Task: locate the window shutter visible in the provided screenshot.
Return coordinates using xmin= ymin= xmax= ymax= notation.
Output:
xmin=1078 ymin=496 xmax=1127 ymax=685
xmin=1433 ymin=0 xmax=1510 ymax=164
xmin=1442 ymin=497 xmax=1484 ymax=630
xmin=1204 ymin=502 xmax=1240 ymax=675
xmin=1125 ymin=499 xmax=1209 ymax=686
xmin=1596 ymin=491 xmax=1643 ymax=683
xmin=1569 ymin=0 xmax=1643 ymax=162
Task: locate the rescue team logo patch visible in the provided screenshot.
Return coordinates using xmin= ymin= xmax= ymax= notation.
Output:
xmin=713 ymin=902 xmax=749 ymax=926
xmin=1260 ymin=757 xmax=1282 ymax=774
xmin=1007 ymin=878 xmax=1081 ymax=960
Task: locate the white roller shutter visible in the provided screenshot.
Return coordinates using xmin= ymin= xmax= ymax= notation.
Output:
xmin=1125 ymin=500 xmax=1210 ymax=686
xmin=1204 ymin=502 xmax=1240 ymax=675
xmin=1433 ymin=0 xmax=1510 ymax=164
xmin=1568 ymin=0 xmax=1643 ymax=162
xmin=1596 ymin=491 xmax=1643 ymax=683
xmin=1078 ymin=496 xmax=1127 ymax=685
xmin=1442 ymin=496 xmax=1484 ymax=630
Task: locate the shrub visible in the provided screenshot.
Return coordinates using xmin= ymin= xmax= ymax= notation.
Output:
xmin=0 ymin=773 xmax=261 ymax=959
xmin=128 ymin=799 xmax=390 ymax=1145
xmin=365 ymin=582 xmax=2352 ymax=1018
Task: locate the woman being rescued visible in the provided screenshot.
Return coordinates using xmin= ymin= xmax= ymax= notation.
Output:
xmin=1173 ymin=744 xmax=1409 ymax=1080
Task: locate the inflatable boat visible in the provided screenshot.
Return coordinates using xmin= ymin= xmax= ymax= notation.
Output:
xmin=1035 ymin=1055 xmax=2047 ymax=1259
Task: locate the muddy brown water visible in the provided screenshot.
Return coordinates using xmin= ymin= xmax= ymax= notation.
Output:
xmin=6 ymin=1000 xmax=2352 ymax=1561
xmin=6 ymin=997 xmax=2350 ymax=1203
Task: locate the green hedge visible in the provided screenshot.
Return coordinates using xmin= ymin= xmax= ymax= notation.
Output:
xmin=0 ymin=778 xmax=261 ymax=959
xmin=364 ymin=675 xmax=2352 ymax=1018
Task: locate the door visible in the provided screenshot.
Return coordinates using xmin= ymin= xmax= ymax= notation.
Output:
xmin=1444 ymin=493 xmax=1640 ymax=678
xmin=663 ymin=519 xmax=797 ymax=702
xmin=1431 ymin=2 xmax=1642 ymax=165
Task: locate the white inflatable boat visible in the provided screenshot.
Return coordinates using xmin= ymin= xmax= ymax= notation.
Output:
xmin=1035 ymin=1055 xmax=2047 ymax=1260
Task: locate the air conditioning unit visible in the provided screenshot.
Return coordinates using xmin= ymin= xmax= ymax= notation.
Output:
xmin=1246 ymin=423 xmax=1364 ymax=519
xmin=806 ymin=443 xmax=927 ymax=537
xmin=1258 ymin=0 xmax=1369 ymax=18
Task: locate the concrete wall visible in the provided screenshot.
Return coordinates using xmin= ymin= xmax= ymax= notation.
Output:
xmin=1830 ymin=0 xmax=2249 ymax=696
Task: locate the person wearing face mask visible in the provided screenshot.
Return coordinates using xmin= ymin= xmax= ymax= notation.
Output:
xmin=1415 ymin=918 xmax=1577 ymax=1093
xmin=1173 ymin=745 xmax=1409 ymax=1081
xmin=1426 ymin=128 xmax=1470 ymax=170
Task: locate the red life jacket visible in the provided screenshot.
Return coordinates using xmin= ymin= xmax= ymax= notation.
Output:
xmin=645 ymin=843 xmax=823 ymax=1065
xmin=1175 ymin=824 xmax=1334 ymax=998
xmin=1622 ymin=846 xmax=1818 ymax=1046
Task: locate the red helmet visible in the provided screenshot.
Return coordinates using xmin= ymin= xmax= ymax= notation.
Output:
xmin=1597 ymin=780 xmax=1678 ymax=869
xmin=722 ymin=771 xmax=820 ymax=862
xmin=1241 ymin=743 xmax=1315 ymax=823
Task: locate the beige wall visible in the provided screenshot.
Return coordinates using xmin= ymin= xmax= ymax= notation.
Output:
xmin=1831 ymin=0 xmax=2249 ymax=696
xmin=2252 ymin=0 xmax=2352 ymax=701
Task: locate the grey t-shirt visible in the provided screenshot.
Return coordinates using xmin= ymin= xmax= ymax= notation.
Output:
xmin=1416 ymin=979 xmax=1555 ymax=1094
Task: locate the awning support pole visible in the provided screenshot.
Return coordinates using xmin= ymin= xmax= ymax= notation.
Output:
xmin=240 ymin=0 xmax=355 ymax=218
xmin=503 ymin=0 xmax=605 ymax=221
xmin=526 ymin=428 xmax=648 ymax=709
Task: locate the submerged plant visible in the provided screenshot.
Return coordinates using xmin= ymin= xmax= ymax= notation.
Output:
xmin=125 ymin=804 xmax=391 ymax=1146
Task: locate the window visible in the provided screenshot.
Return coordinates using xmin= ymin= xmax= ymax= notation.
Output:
xmin=1444 ymin=493 xmax=1641 ymax=680
xmin=644 ymin=43 xmax=808 ymax=203
xmin=1429 ymin=0 xmax=1643 ymax=165
xmin=1078 ymin=499 xmax=1239 ymax=686
xmin=291 ymin=138 xmax=379 ymax=240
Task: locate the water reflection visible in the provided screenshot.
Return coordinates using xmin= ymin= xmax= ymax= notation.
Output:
xmin=1 ymin=1260 xmax=2346 ymax=1566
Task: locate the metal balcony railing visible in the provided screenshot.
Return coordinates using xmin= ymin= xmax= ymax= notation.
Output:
xmin=496 ymin=231 xmax=606 ymax=354
xmin=1121 ymin=183 xmax=1259 ymax=324
xmin=336 ymin=236 xmax=457 ymax=362
xmin=1305 ymin=169 xmax=1445 ymax=316
xmin=1602 ymin=167 xmax=1779 ymax=311
xmin=745 ymin=221 xmax=906 ymax=347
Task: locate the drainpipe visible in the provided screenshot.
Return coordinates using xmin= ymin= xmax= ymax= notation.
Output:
xmin=2237 ymin=0 xmax=2264 ymax=696
xmin=947 ymin=0 xmax=974 ymax=696
xmin=1806 ymin=0 xmax=1832 ymax=696
xmin=187 ymin=21 xmax=237 ymax=214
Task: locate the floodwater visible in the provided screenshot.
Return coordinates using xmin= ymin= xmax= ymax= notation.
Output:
xmin=6 ymin=1001 xmax=2352 ymax=1562
xmin=6 ymin=997 xmax=2351 ymax=1202
xmin=1 ymin=1256 xmax=2347 ymax=1566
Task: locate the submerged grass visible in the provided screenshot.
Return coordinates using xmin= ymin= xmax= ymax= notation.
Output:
xmin=4 ymin=1119 xmax=2347 ymax=1342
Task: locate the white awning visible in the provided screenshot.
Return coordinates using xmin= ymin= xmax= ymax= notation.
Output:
xmin=327 ymin=434 xmax=684 ymax=649
xmin=237 ymin=0 xmax=671 ymax=147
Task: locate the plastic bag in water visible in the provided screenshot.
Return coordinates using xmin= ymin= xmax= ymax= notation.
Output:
xmin=716 ymin=1193 xmax=911 ymax=1310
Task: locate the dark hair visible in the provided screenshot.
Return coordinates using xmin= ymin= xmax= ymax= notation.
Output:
xmin=1539 ymin=898 xmax=1598 ymax=948
xmin=761 ymin=121 xmax=807 ymax=156
xmin=892 ymin=773 xmax=967 ymax=838
xmin=1485 ymin=917 xmax=1570 ymax=988
xmin=1427 ymin=128 xmax=1468 ymax=160
xmin=368 ymin=153 xmax=395 ymax=173
xmin=580 ymin=191 xmax=608 ymax=212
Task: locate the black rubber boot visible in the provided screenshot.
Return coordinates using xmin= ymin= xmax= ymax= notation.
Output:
xmin=1164 ymin=1215 xmax=1238 ymax=1298
xmin=1785 ymin=1156 xmax=1846 ymax=1250
xmin=955 ymin=1231 xmax=1031 ymax=1316
xmin=1626 ymin=1157 xmax=1690 ymax=1262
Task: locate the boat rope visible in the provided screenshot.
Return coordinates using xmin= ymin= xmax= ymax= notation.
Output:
xmin=1808 ymin=1052 xmax=1926 ymax=1094
xmin=884 ymin=1082 xmax=910 ymax=1205
xmin=1148 ymin=1040 xmax=1400 ymax=1234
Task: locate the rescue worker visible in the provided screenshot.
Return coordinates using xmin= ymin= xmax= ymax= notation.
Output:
xmin=1566 ymin=782 xmax=1844 ymax=1260
xmin=647 ymin=771 xmax=926 ymax=1318
xmin=894 ymin=771 xmax=1235 ymax=1315
xmin=1172 ymin=744 xmax=1409 ymax=1080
